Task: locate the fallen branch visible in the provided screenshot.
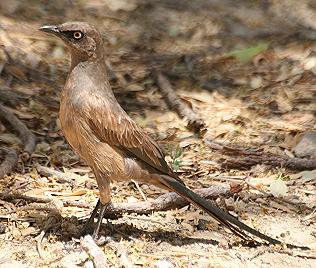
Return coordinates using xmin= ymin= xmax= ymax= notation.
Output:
xmin=106 ymin=185 xmax=230 ymax=216
xmin=155 ymin=71 xmax=206 ymax=134
xmin=0 ymin=104 xmax=36 ymax=156
xmin=35 ymin=164 xmax=78 ymax=186
xmin=0 ymin=186 xmax=231 ymax=216
xmin=81 ymin=235 xmax=108 ymax=268
xmin=0 ymin=192 xmax=52 ymax=203
xmin=0 ymin=148 xmax=18 ymax=179
xmin=206 ymin=139 xmax=316 ymax=171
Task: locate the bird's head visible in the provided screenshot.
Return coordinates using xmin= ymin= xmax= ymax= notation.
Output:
xmin=39 ymin=22 xmax=104 ymax=68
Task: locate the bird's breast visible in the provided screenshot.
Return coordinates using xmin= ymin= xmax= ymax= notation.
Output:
xmin=59 ymin=93 xmax=126 ymax=180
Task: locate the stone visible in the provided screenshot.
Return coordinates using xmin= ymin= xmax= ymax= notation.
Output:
xmin=293 ymin=131 xmax=316 ymax=158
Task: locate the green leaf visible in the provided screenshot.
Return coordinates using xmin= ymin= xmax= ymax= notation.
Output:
xmin=226 ymin=42 xmax=269 ymax=62
xmin=172 ymin=159 xmax=180 ymax=172
xmin=174 ymin=145 xmax=183 ymax=159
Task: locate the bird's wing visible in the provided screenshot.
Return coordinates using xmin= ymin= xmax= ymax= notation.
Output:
xmin=80 ymin=93 xmax=177 ymax=178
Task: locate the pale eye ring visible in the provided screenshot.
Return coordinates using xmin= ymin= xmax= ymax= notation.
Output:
xmin=73 ymin=31 xmax=83 ymax=39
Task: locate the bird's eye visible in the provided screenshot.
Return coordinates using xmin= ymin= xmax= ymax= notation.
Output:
xmin=73 ymin=31 xmax=83 ymax=39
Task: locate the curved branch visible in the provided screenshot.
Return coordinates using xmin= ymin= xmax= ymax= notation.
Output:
xmin=107 ymin=185 xmax=230 ymax=216
xmin=35 ymin=164 xmax=77 ymax=186
xmin=81 ymin=235 xmax=109 ymax=268
xmin=0 ymin=148 xmax=18 ymax=179
xmin=155 ymin=71 xmax=206 ymax=135
xmin=0 ymin=104 xmax=36 ymax=155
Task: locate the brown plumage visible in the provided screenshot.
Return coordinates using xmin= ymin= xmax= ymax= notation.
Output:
xmin=39 ymin=22 xmax=301 ymax=247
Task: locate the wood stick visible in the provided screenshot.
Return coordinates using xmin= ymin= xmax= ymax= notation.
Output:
xmin=0 ymin=192 xmax=52 ymax=203
xmin=206 ymin=139 xmax=316 ymax=171
xmin=155 ymin=71 xmax=205 ymax=134
xmin=0 ymin=148 xmax=18 ymax=179
xmin=35 ymin=164 xmax=78 ymax=186
xmin=105 ymin=185 xmax=230 ymax=216
xmin=81 ymin=235 xmax=108 ymax=268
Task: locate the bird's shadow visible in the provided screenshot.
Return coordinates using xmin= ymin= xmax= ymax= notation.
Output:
xmin=52 ymin=215 xmax=220 ymax=247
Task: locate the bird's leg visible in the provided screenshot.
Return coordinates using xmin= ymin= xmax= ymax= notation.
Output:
xmin=81 ymin=199 xmax=101 ymax=235
xmin=81 ymin=173 xmax=114 ymax=240
xmin=92 ymin=201 xmax=112 ymax=239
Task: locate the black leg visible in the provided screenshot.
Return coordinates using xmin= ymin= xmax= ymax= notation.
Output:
xmin=92 ymin=201 xmax=111 ymax=239
xmin=81 ymin=199 xmax=101 ymax=235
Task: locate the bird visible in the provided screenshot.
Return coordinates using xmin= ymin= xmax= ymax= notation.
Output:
xmin=38 ymin=22 xmax=300 ymax=248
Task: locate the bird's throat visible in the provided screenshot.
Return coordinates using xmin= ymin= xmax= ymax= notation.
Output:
xmin=70 ymin=52 xmax=89 ymax=72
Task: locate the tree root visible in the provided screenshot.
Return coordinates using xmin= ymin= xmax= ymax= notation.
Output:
xmin=155 ymin=71 xmax=206 ymax=135
xmin=0 ymin=104 xmax=36 ymax=155
xmin=0 ymin=103 xmax=36 ymax=178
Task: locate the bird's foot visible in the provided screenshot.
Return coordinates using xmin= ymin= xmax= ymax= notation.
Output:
xmin=80 ymin=200 xmax=101 ymax=236
xmin=81 ymin=216 xmax=114 ymax=238
xmin=81 ymin=199 xmax=113 ymax=242
xmin=91 ymin=219 xmax=114 ymax=239
xmin=89 ymin=220 xmax=115 ymax=246
xmin=93 ymin=234 xmax=113 ymax=246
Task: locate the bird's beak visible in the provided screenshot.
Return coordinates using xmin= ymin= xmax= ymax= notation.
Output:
xmin=39 ymin=25 xmax=60 ymax=35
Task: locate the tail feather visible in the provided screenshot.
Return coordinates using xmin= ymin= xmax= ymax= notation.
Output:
xmin=160 ymin=175 xmax=281 ymax=245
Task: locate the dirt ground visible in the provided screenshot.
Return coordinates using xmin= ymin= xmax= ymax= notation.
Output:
xmin=0 ymin=1 xmax=315 ymax=267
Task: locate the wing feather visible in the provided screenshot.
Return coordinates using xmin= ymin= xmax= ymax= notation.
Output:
xmin=79 ymin=93 xmax=176 ymax=178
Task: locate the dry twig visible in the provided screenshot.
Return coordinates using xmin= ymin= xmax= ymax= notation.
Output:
xmin=0 ymin=192 xmax=52 ymax=203
xmin=0 ymin=103 xmax=36 ymax=170
xmin=131 ymin=179 xmax=147 ymax=201
xmin=35 ymin=164 xmax=78 ymax=186
xmin=155 ymin=71 xmax=206 ymax=134
xmin=105 ymin=185 xmax=230 ymax=216
xmin=206 ymin=139 xmax=316 ymax=171
xmin=0 ymin=104 xmax=36 ymax=155
xmin=81 ymin=235 xmax=108 ymax=268
xmin=208 ymin=174 xmax=268 ymax=195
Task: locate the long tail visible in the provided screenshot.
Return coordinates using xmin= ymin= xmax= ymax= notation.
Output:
xmin=160 ymin=175 xmax=307 ymax=248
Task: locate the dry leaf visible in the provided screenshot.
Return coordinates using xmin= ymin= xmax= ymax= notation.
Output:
xmin=49 ymin=189 xmax=87 ymax=196
xmin=269 ymin=179 xmax=288 ymax=197
xmin=290 ymin=170 xmax=316 ymax=182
